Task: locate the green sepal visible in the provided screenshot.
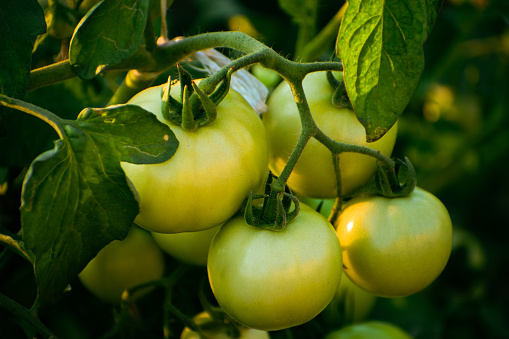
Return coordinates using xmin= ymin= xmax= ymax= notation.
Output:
xmin=243 ymin=173 xmax=301 ymax=232
xmin=209 ymin=68 xmax=233 ymax=106
xmin=375 ymin=157 xmax=417 ymax=198
xmin=177 ymin=64 xmax=195 ymax=101
xmin=326 ymin=70 xmax=352 ymax=109
xmin=161 ymin=76 xmax=183 ymax=125
xmin=192 ymin=82 xmax=217 ymax=127
xmin=181 ymin=85 xmax=197 ymax=131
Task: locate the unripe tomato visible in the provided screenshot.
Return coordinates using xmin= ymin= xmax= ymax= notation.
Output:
xmin=208 ymin=204 xmax=343 ymax=331
xmin=121 ymin=81 xmax=269 ymax=233
xmin=78 ymin=226 xmax=165 ymax=304
xmin=151 ymin=225 xmax=220 ymax=266
xmin=180 ymin=311 xmax=270 ymax=339
xmin=262 ymin=72 xmax=398 ymax=198
xmin=324 ymin=321 xmax=412 ymax=339
xmin=335 ymin=187 xmax=453 ymax=297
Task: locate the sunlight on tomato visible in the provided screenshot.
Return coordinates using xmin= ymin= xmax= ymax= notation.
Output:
xmin=335 ymin=187 xmax=452 ymax=297
xmin=208 ymin=203 xmax=343 ymax=331
xmin=120 ymin=80 xmax=268 ymax=233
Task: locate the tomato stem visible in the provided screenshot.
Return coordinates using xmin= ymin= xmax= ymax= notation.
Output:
xmin=0 ymin=293 xmax=56 ymax=339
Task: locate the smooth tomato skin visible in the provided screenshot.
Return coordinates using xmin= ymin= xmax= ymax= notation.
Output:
xmin=207 ymin=203 xmax=343 ymax=331
xmin=335 ymin=187 xmax=453 ymax=298
xmin=78 ymin=226 xmax=165 ymax=304
xmin=262 ymin=71 xmax=398 ymax=198
xmin=324 ymin=273 xmax=377 ymax=324
xmin=121 ymin=82 xmax=269 ymax=233
xmin=180 ymin=312 xmax=270 ymax=339
xmin=151 ymin=224 xmax=220 ymax=266
xmin=324 ymin=321 xmax=412 ymax=339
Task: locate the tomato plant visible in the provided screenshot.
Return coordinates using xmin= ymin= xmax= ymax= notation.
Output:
xmin=324 ymin=321 xmax=412 ymax=339
xmin=180 ymin=311 xmax=270 ymax=339
xmin=335 ymin=187 xmax=453 ymax=297
xmin=1 ymin=0 xmax=486 ymax=338
xmin=121 ymin=81 xmax=269 ymax=234
xmin=78 ymin=226 xmax=165 ymax=304
xmin=151 ymin=225 xmax=220 ymax=266
xmin=262 ymin=71 xmax=398 ymax=198
xmin=207 ymin=203 xmax=343 ymax=331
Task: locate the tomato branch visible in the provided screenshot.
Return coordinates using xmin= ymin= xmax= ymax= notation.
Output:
xmin=0 ymin=293 xmax=57 ymax=339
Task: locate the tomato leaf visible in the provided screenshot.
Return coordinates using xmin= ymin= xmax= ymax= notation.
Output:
xmin=336 ymin=0 xmax=443 ymax=142
xmin=20 ymin=104 xmax=178 ymax=307
xmin=69 ymin=0 xmax=149 ymax=80
xmin=0 ymin=0 xmax=45 ymax=135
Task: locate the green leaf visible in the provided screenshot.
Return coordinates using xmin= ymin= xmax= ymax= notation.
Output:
xmin=69 ymin=0 xmax=150 ymax=80
xmin=0 ymin=0 xmax=46 ymax=134
xmin=425 ymin=0 xmax=444 ymax=39
xmin=336 ymin=0 xmax=442 ymax=142
xmin=20 ymin=104 xmax=178 ymax=306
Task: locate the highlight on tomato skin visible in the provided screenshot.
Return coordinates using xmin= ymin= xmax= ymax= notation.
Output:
xmin=207 ymin=203 xmax=343 ymax=331
xmin=335 ymin=187 xmax=453 ymax=298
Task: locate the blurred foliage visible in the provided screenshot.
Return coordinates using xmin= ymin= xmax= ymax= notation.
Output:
xmin=1 ymin=0 xmax=509 ymax=338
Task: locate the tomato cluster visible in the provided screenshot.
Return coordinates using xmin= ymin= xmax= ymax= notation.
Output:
xmin=79 ymin=73 xmax=453 ymax=335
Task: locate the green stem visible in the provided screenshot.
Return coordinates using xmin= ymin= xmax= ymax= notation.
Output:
xmin=0 ymin=94 xmax=65 ymax=139
xmin=293 ymin=3 xmax=318 ymax=59
xmin=27 ymin=60 xmax=76 ymax=90
xmin=107 ymin=69 xmax=160 ymax=106
xmin=314 ymin=128 xmax=396 ymax=170
xmin=162 ymin=265 xmax=193 ymax=337
xmin=328 ymin=154 xmax=343 ymax=226
xmin=0 ymin=293 xmax=57 ymax=339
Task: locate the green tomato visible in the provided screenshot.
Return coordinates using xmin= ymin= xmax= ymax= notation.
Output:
xmin=78 ymin=226 xmax=165 ymax=304
xmin=262 ymin=71 xmax=398 ymax=198
xmin=180 ymin=312 xmax=270 ymax=339
xmin=207 ymin=203 xmax=343 ymax=331
xmin=335 ymin=187 xmax=453 ymax=298
xmin=121 ymin=81 xmax=268 ymax=233
xmin=325 ymin=274 xmax=377 ymax=324
xmin=251 ymin=64 xmax=281 ymax=91
xmin=152 ymin=225 xmax=220 ymax=266
xmin=324 ymin=321 xmax=412 ymax=339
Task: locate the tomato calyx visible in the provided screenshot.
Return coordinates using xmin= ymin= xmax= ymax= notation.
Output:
xmin=375 ymin=156 xmax=417 ymax=197
xmin=347 ymin=157 xmax=417 ymax=199
xmin=243 ymin=173 xmax=300 ymax=231
xmin=326 ymin=70 xmax=352 ymax=109
xmin=161 ymin=65 xmax=232 ymax=131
